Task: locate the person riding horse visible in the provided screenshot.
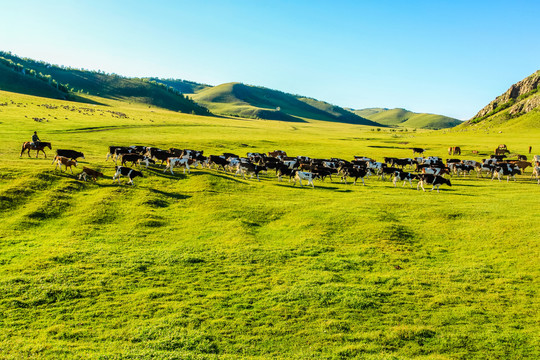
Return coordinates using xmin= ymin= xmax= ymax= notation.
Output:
xmin=31 ymin=131 xmax=41 ymax=147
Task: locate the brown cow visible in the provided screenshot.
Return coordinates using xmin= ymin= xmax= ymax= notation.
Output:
xmin=52 ymin=156 xmax=77 ymax=174
xmin=78 ymin=167 xmax=104 ymax=182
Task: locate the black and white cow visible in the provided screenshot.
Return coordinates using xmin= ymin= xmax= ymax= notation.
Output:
xmin=392 ymin=171 xmax=417 ymax=188
xmin=113 ymin=166 xmax=144 ymax=185
xmin=293 ymin=171 xmax=318 ymax=188
xmin=237 ymin=163 xmax=267 ymax=181
xmin=341 ymin=167 xmax=369 ymax=186
xmin=164 ymin=156 xmax=190 ymax=174
xmin=417 ymin=174 xmax=452 ymax=192
xmin=492 ymin=166 xmax=521 ymax=182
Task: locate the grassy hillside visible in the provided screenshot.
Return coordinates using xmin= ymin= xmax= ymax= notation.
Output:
xmin=350 ymin=107 xmax=388 ymax=118
xmin=0 ymin=63 xmax=68 ymax=100
xmin=0 ymin=51 xmax=211 ymax=115
xmin=149 ymin=78 xmax=210 ymax=94
xmin=1 ymin=90 xmax=539 ymax=359
xmin=191 ymin=82 xmax=382 ymax=125
xmin=353 ymin=108 xmax=462 ymax=129
xmin=461 ymin=70 xmax=540 ymax=130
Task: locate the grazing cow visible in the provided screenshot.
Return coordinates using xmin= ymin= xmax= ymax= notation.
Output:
xmin=293 ymin=171 xmax=318 ymax=188
xmin=532 ymin=166 xmax=540 ymax=184
xmin=508 ymin=160 xmax=532 ymax=173
xmin=490 ymin=154 xmax=507 ymax=161
xmin=268 ymin=150 xmax=287 ymax=159
xmin=121 ymin=153 xmax=155 ymax=168
xmin=411 ymin=147 xmax=425 ymax=155
xmin=56 ymin=149 xmax=85 ymax=161
xmin=237 ymin=163 xmax=267 ymax=181
xmin=417 ymin=174 xmax=452 ymax=193
xmin=52 ymin=155 xmax=77 ymax=174
xmin=492 ymin=166 xmax=521 ymax=182
xmin=392 ymin=171 xmax=417 ymax=188
xmin=517 ymin=154 xmax=527 ymax=161
xmin=164 ymin=156 xmax=191 ymax=174
xmin=113 ymin=166 xmax=143 ymax=185
xmin=78 ymin=167 xmax=104 ymax=182
xmin=341 ymin=167 xmax=369 ymax=185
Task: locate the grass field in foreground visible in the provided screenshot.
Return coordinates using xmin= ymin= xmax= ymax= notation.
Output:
xmin=0 ymin=91 xmax=539 ymax=359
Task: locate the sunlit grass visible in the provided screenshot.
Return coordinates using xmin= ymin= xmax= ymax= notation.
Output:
xmin=0 ymin=90 xmax=538 ymax=359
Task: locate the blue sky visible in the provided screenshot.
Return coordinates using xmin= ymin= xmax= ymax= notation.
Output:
xmin=1 ymin=0 xmax=539 ymax=119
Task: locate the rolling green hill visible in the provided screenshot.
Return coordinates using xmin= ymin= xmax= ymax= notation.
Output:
xmin=149 ymin=78 xmax=211 ymax=94
xmin=352 ymin=107 xmax=462 ymax=129
xmin=191 ymin=82 xmax=382 ymax=125
xmin=461 ymin=70 xmax=540 ymax=130
xmin=0 ymin=51 xmax=211 ymax=115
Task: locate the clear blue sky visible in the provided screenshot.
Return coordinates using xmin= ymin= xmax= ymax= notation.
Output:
xmin=1 ymin=0 xmax=539 ymax=119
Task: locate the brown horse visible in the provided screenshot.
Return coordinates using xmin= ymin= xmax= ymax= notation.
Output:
xmin=20 ymin=141 xmax=52 ymax=158
xmin=448 ymin=146 xmax=461 ymax=155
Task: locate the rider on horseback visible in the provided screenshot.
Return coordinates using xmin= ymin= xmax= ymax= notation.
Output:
xmin=31 ymin=131 xmax=40 ymax=147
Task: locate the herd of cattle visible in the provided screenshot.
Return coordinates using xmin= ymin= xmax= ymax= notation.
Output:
xmin=45 ymin=145 xmax=540 ymax=192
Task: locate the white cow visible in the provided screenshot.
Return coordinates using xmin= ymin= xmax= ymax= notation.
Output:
xmin=164 ymin=156 xmax=190 ymax=175
xmin=294 ymin=171 xmax=317 ymax=188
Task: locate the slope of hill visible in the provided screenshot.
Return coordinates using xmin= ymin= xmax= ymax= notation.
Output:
xmin=352 ymin=107 xmax=462 ymax=129
xmin=462 ymin=70 xmax=540 ymax=129
xmin=350 ymin=107 xmax=388 ymax=118
xmin=191 ymin=82 xmax=382 ymax=125
xmin=0 ymin=63 xmax=68 ymax=100
xmin=148 ymin=78 xmax=210 ymax=94
xmin=0 ymin=51 xmax=211 ymax=115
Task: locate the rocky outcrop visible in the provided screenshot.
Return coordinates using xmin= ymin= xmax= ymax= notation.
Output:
xmin=471 ymin=70 xmax=540 ymax=120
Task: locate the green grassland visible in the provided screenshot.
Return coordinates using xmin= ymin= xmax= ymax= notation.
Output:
xmin=0 ymin=90 xmax=539 ymax=359
xmin=352 ymin=108 xmax=462 ymax=130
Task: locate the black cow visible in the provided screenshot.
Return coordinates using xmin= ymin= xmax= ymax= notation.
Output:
xmin=113 ymin=166 xmax=144 ymax=185
xmin=208 ymin=155 xmax=229 ymax=171
xmin=121 ymin=154 xmax=155 ymax=168
xmin=56 ymin=149 xmax=85 ymax=161
xmin=417 ymin=174 xmax=451 ymax=192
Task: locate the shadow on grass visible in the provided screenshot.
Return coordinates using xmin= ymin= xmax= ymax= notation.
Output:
xmin=148 ymin=188 xmax=191 ymax=200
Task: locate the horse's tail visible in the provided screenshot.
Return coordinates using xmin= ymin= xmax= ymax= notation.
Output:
xmin=20 ymin=142 xmax=27 ymax=157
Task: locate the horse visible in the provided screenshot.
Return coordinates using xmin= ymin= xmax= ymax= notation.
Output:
xmin=448 ymin=146 xmax=461 ymax=155
xmin=20 ymin=142 xmax=52 ymax=158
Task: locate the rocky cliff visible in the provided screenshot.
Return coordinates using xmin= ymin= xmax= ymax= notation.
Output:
xmin=471 ymin=70 xmax=540 ymax=120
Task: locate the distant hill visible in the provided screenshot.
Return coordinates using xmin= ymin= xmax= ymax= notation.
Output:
xmin=461 ymin=70 xmax=540 ymax=129
xmin=190 ymin=82 xmax=382 ymax=125
xmin=351 ymin=107 xmax=462 ymax=129
xmin=148 ymin=78 xmax=210 ymax=94
xmin=0 ymin=51 xmax=211 ymax=115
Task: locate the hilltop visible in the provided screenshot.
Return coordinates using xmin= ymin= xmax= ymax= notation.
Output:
xmin=351 ymin=107 xmax=462 ymax=129
xmin=462 ymin=70 xmax=540 ymax=129
xmin=190 ymin=82 xmax=382 ymax=125
xmin=0 ymin=51 xmax=211 ymax=115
